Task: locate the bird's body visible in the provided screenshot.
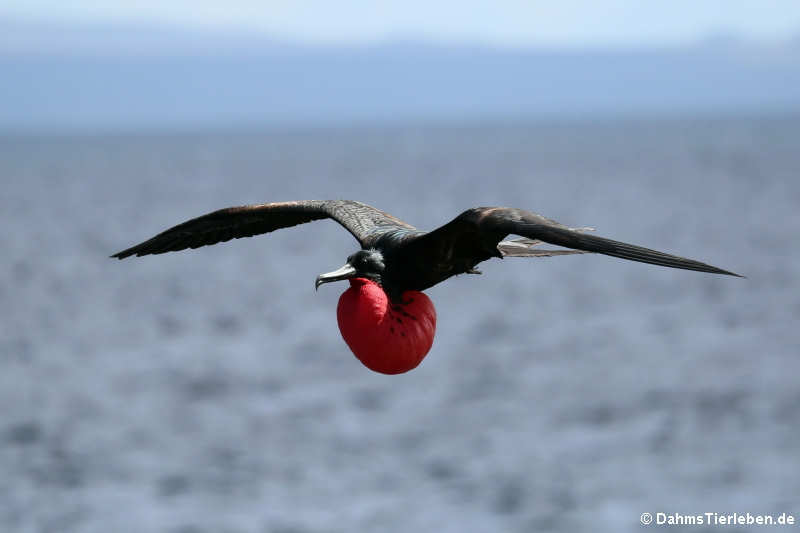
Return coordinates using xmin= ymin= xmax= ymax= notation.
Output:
xmin=113 ymin=200 xmax=741 ymax=374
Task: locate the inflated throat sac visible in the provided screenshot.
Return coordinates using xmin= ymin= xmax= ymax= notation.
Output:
xmin=337 ymin=278 xmax=437 ymax=374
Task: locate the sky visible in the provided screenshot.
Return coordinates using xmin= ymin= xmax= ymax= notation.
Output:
xmin=3 ymin=0 xmax=800 ymax=48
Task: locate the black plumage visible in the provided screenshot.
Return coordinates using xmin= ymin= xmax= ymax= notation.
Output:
xmin=112 ymin=200 xmax=741 ymax=295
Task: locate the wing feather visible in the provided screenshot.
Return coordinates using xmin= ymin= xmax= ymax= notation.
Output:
xmin=111 ymin=200 xmax=414 ymax=259
xmin=405 ymin=207 xmax=742 ymax=277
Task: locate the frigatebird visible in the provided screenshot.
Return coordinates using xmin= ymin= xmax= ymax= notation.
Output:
xmin=112 ymin=200 xmax=741 ymax=374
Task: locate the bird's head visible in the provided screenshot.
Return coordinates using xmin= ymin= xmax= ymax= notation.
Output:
xmin=315 ymin=249 xmax=386 ymax=290
xmin=320 ymin=249 xmax=436 ymax=375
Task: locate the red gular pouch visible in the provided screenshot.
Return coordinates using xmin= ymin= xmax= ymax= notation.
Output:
xmin=336 ymin=278 xmax=437 ymax=374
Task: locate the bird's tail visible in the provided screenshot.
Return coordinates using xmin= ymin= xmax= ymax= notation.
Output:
xmin=498 ymin=227 xmax=595 ymax=257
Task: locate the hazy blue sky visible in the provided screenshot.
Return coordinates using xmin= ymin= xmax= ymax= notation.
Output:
xmin=3 ymin=0 xmax=800 ymax=48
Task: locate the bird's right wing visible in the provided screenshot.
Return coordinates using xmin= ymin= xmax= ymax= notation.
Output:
xmin=111 ymin=200 xmax=415 ymax=259
xmin=404 ymin=207 xmax=742 ymax=277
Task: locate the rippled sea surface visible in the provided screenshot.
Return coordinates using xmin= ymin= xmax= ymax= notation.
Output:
xmin=2 ymin=117 xmax=799 ymax=532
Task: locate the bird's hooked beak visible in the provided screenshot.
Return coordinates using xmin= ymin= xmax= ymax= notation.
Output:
xmin=315 ymin=263 xmax=357 ymax=290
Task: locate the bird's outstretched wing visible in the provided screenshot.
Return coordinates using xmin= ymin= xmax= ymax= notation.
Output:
xmin=111 ymin=200 xmax=415 ymax=259
xmin=404 ymin=207 xmax=742 ymax=277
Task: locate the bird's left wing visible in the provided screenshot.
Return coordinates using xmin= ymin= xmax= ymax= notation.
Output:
xmin=403 ymin=207 xmax=742 ymax=277
xmin=111 ymin=200 xmax=415 ymax=259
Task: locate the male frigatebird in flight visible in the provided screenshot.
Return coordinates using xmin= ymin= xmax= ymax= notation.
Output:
xmin=112 ymin=200 xmax=741 ymax=374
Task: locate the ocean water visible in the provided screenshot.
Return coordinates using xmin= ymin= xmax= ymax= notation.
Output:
xmin=2 ymin=117 xmax=799 ymax=532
